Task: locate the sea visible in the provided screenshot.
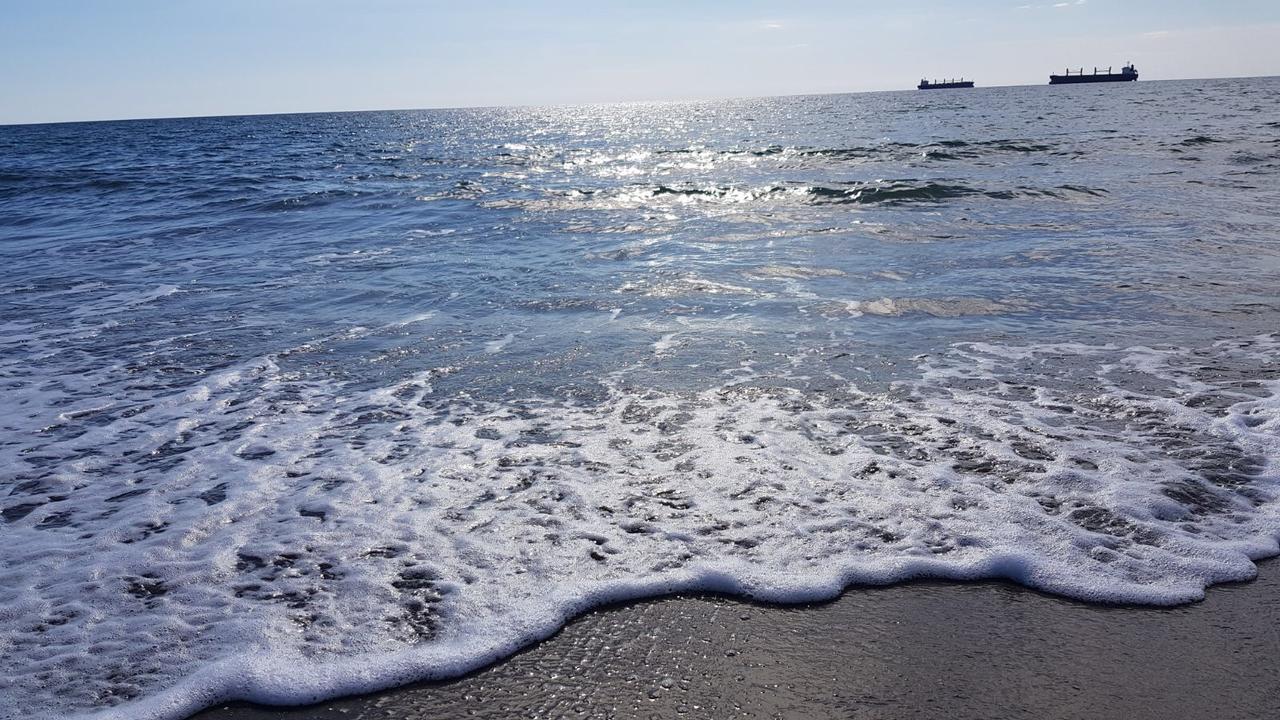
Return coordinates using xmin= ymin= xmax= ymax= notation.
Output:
xmin=2 ymin=77 xmax=1279 ymax=720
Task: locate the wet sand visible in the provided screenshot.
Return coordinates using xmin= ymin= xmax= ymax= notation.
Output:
xmin=192 ymin=561 xmax=1280 ymax=720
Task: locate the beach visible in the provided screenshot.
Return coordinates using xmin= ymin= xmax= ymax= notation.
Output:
xmin=193 ymin=560 xmax=1280 ymax=720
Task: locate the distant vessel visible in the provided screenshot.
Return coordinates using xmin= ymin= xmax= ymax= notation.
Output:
xmin=918 ymin=78 xmax=975 ymax=90
xmin=1050 ymin=63 xmax=1138 ymax=84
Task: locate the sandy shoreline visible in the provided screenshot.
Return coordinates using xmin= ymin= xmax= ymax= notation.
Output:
xmin=189 ymin=560 xmax=1280 ymax=720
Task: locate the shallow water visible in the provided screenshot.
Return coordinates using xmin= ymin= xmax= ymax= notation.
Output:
xmin=2 ymin=77 xmax=1280 ymax=719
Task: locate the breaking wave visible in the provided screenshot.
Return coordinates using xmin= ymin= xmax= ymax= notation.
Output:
xmin=2 ymin=334 xmax=1278 ymax=719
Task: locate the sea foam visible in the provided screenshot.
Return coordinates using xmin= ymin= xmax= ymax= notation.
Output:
xmin=2 ymin=335 xmax=1277 ymax=720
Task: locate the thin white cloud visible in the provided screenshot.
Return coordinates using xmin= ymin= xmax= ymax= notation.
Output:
xmin=1019 ymin=0 xmax=1087 ymax=9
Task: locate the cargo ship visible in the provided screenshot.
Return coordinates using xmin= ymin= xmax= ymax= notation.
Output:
xmin=918 ymin=78 xmax=975 ymax=90
xmin=1049 ymin=63 xmax=1138 ymax=84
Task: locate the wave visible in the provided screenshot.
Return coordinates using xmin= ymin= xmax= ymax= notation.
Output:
xmin=745 ymin=265 xmax=848 ymax=280
xmin=805 ymin=180 xmax=977 ymax=204
xmin=478 ymin=138 xmax=1073 ymax=179
xmin=810 ymin=296 xmax=1017 ymax=318
xmin=1179 ymin=135 xmax=1226 ymax=146
xmin=641 ymin=139 xmax=1063 ymax=162
xmin=617 ymin=272 xmax=768 ymax=298
xmin=487 ymin=179 xmax=1107 ymax=213
xmin=2 ymin=335 xmax=1277 ymax=719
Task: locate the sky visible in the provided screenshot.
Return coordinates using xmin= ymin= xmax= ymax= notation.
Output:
xmin=2 ymin=0 xmax=1279 ymax=124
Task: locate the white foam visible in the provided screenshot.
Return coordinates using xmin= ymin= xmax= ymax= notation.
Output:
xmin=2 ymin=336 xmax=1279 ymax=720
xmin=68 ymin=284 xmax=182 ymax=318
xmin=653 ymin=332 xmax=681 ymax=355
xmin=872 ymin=269 xmax=909 ymax=281
xmin=617 ymin=273 xmax=769 ymax=299
xmin=746 ymin=264 xmax=847 ymax=279
xmin=484 ymin=332 xmax=516 ymax=354
xmin=300 ymin=248 xmax=394 ymax=265
xmin=813 ymin=296 xmax=1015 ymax=319
xmin=388 ymin=311 xmax=437 ymax=328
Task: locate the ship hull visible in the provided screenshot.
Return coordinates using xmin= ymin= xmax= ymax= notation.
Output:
xmin=1049 ymin=73 xmax=1137 ymax=84
xmin=918 ymin=82 xmax=975 ymax=90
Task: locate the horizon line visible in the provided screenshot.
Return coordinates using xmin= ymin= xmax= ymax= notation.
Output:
xmin=3 ymin=73 xmax=1276 ymax=129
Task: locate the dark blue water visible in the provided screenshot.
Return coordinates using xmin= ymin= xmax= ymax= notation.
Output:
xmin=2 ymin=78 xmax=1280 ymax=720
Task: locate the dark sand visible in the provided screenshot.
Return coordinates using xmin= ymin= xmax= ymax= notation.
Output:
xmin=192 ymin=562 xmax=1280 ymax=720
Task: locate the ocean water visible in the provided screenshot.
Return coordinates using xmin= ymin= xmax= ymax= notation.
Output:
xmin=2 ymin=77 xmax=1280 ymax=719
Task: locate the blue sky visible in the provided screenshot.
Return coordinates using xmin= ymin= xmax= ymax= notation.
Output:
xmin=2 ymin=0 xmax=1278 ymax=124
